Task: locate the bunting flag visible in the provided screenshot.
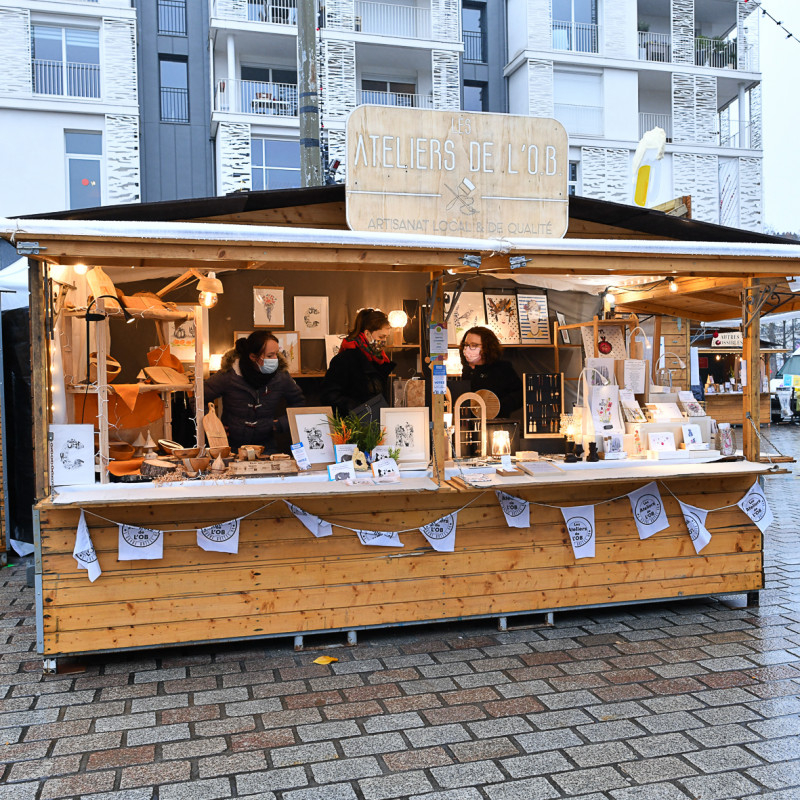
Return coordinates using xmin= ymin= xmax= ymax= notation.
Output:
xmin=73 ymin=510 xmax=101 ymax=582
xmin=627 ymin=482 xmax=670 ymax=540
xmin=560 ymin=505 xmax=596 ymax=559
xmin=495 ymin=490 xmax=530 ymax=529
xmin=285 ymin=500 xmax=332 ymax=537
xmin=420 ymin=512 xmax=458 ymax=552
xmin=197 ymin=519 xmax=241 ymax=554
xmin=677 ymin=500 xmax=712 ymax=554
xmin=118 ymin=524 xmax=163 ymax=561
xmin=737 ymin=481 xmax=774 ymax=533
xmin=356 ymin=529 xmax=404 ymax=548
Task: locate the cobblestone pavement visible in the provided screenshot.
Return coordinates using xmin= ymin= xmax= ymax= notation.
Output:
xmin=2 ymin=427 xmax=799 ymax=799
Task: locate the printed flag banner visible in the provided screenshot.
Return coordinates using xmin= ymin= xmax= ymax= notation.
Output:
xmin=627 ymin=482 xmax=670 ymax=539
xmin=356 ymin=529 xmax=404 ymax=547
xmin=560 ymin=505 xmax=596 ymax=559
xmin=197 ymin=518 xmax=241 ymax=554
xmin=737 ymin=481 xmax=774 ymax=534
xmin=73 ymin=510 xmax=102 ymax=582
xmin=118 ymin=524 xmax=164 ymax=561
xmin=285 ymin=500 xmax=332 ymax=537
xmin=420 ymin=512 xmax=458 ymax=552
xmin=677 ymin=500 xmax=712 ymax=553
xmin=495 ymin=490 xmax=530 ymax=529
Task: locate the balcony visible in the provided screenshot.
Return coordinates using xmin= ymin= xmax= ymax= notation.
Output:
xmin=554 ymin=103 xmax=603 ymax=137
xmin=695 ymin=36 xmax=737 ymax=69
xmin=353 ymin=1 xmax=431 ymax=40
xmin=213 ymin=0 xmax=298 ymax=26
xmin=158 ymin=0 xmax=187 ymax=35
xmin=215 ymin=79 xmax=298 ymax=116
xmin=463 ymin=30 xmax=484 ymax=63
xmin=639 ymin=112 xmax=672 ymax=141
xmin=638 ymin=31 xmax=670 ymax=63
xmin=32 ymin=59 xmax=100 ymax=99
xmin=552 ymin=20 xmax=599 ymax=54
xmin=719 ymin=120 xmax=753 ymax=149
xmin=359 ymin=89 xmax=432 ymax=108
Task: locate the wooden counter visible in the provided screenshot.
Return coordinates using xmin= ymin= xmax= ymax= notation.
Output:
xmin=704 ymin=392 xmax=770 ymax=426
xmin=35 ymin=464 xmax=767 ymax=660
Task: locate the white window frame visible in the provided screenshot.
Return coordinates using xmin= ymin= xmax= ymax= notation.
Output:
xmin=250 ymin=137 xmax=301 ymax=191
xmin=31 ymin=23 xmax=101 ymax=100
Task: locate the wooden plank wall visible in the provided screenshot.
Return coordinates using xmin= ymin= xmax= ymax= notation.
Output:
xmin=660 ymin=315 xmax=690 ymax=389
xmin=38 ymin=475 xmax=763 ymax=657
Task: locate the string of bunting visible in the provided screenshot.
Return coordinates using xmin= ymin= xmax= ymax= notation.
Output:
xmin=72 ymin=479 xmax=772 ymax=582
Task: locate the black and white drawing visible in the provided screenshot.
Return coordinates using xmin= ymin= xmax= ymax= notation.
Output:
xmin=517 ymin=293 xmax=550 ymax=345
xmin=294 ymin=296 xmax=329 ymax=340
xmin=395 ymin=422 xmax=415 ymax=449
xmin=484 ymin=291 xmax=521 ymax=345
xmin=305 ymin=427 xmax=326 ymax=450
xmin=444 ymin=292 xmax=486 ymax=345
xmin=327 ymin=461 xmax=356 ymax=482
xmin=287 ymin=407 xmax=335 ymax=466
xmin=50 ymin=424 xmax=95 ymax=487
xmin=380 ymin=407 xmax=430 ymax=467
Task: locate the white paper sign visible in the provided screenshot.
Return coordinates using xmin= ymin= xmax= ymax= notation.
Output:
xmin=495 ymin=490 xmax=530 ymax=528
xmin=284 ymin=500 xmax=332 ymax=537
xmin=356 ymin=529 xmax=404 ymax=547
xmin=561 ymin=505 xmax=596 ymax=559
xmin=73 ymin=510 xmax=101 ymax=582
xmin=429 ymin=323 xmax=448 ymax=355
xmin=118 ymin=525 xmax=164 ymax=561
xmin=737 ymin=481 xmax=774 ymax=533
xmin=50 ymin=424 xmax=95 ymax=487
xmin=420 ymin=512 xmax=458 ymax=552
xmin=291 ymin=442 xmax=311 ymax=471
xmin=197 ymin=518 xmax=241 ymax=554
xmin=432 ymin=364 xmax=447 ymax=395
xmin=623 ymin=359 xmax=647 ymax=394
xmin=627 ymin=482 xmax=670 ymax=540
xmin=677 ymin=500 xmax=712 ymax=554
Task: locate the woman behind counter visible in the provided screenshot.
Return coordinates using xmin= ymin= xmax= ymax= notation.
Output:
xmin=460 ymin=326 xmax=522 ymax=418
xmin=204 ymin=331 xmax=305 ymax=452
xmin=322 ymin=308 xmax=396 ymax=417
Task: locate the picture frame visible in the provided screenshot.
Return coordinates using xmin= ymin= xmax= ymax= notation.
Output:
xmin=273 ymin=330 xmax=301 ymax=374
xmin=517 ymin=293 xmax=550 ymax=345
xmin=325 ymin=334 xmax=347 ymax=366
xmin=380 ymin=406 xmax=430 ymax=468
xmin=444 ymin=291 xmax=486 ymax=346
xmin=484 ymin=290 xmax=520 ymax=345
xmin=169 ymin=305 xmax=210 ymax=363
xmin=253 ymin=286 xmax=284 ymax=328
xmin=287 ymin=406 xmax=335 ymax=468
xmin=556 ymin=311 xmax=571 ymax=344
xmin=294 ymin=296 xmax=329 ymax=339
xmin=234 ymin=330 xmax=254 ymax=346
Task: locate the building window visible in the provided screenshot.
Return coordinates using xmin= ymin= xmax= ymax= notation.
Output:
xmin=552 ymin=0 xmax=599 ymax=53
xmin=361 ymin=80 xmax=423 ymax=107
xmin=32 ymin=26 xmax=100 ymax=98
xmin=240 ymin=66 xmax=298 ymax=116
xmin=160 ymin=57 xmax=189 ymax=122
xmin=66 ymin=132 xmax=102 ymax=210
xmin=568 ymin=161 xmax=580 ymax=196
xmin=462 ymin=2 xmax=486 ymax=63
xmin=251 ymin=138 xmax=301 ymax=190
xmin=158 ymin=0 xmax=187 ymax=36
xmin=463 ymin=82 xmax=487 ymax=112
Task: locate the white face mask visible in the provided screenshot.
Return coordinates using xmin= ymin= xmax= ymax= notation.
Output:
xmin=259 ymin=358 xmax=279 ymax=375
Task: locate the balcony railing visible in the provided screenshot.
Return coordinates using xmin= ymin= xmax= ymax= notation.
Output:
xmin=354 ymin=1 xmax=431 ymax=40
xmin=247 ymin=0 xmax=297 ymax=24
xmin=639 ymin=112 xmax=672 ymax=141
xmin=215 ymin=79 xmax=298 ymax=116
xmin=695 ymin=36 xmax=737 ymax=69
xmin=359 ymin=89 xmax=432 ymax=108
xmin=161 ymin=86 xmax=189 ymax=122
xmin=552 ymin=20 xmax=599 ymax=53
xmin=32 ymin=59 xmax=100 ymax=98
xmin=638 ymin=31 xmax=670 ymax=62
xmin=553 ymin=103 xmax=603 ymax=137
xmin=719 ymin=120 xmax=753 ymax=149
xmin=463 ymin=30 xmax=484 ymax=62
xmin=158 ymin=0 xmax=187 ymax=35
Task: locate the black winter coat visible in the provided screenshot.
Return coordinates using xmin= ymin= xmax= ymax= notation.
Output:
xmin=321 ymin=348 xmax=396 ymax=417
xmin=462 ymin=359 xmax=523 ymax=418
xmin=204 ymin=352 xmax=305 ymax=451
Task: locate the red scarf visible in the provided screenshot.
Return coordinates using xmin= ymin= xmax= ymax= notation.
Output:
xmin=340 ymin=333 xmax=390 ymax=364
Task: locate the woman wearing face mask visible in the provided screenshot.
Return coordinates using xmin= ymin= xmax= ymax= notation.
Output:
xmin=204 ymin=330 xmax=305 ymax=452
xmin=321 ymin=308 xmax=395 ymax=417
xmin=460 ymin=326 xmax=522 ymax=418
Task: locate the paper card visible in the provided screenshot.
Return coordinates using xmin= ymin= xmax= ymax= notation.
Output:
xmin=433 ymin=364 xmax=447 ymax=395
xmin=334 ymin=444 xmax=357 ymax=463
xmin=623 ymin=360 xmax=647 ymax=394
xmin=118 ymin=525 xmax=163 ymax=561
xmin=495 ymin=490 xmax=530 ymax=528
xmin=619 ymin=389 xmax=647 ymax=423
xmin=648 ymin=432 xmax=676 ymax=452
xmin=586 ymin=358 xmax=616 ymax=386
xmin=677 ymin=500 xmax=712 ymax=553
xmin=589 ymin=384 xmax=624 ymax=434
xmin=429 ymin=323 xmax=448 ymax=355
xmin=291 ymin=442 xmax=311 ymax=471
xmin=737 ymin=480 xmax=774 ymax=533
xmin=681 ymin=424 xmax=703 ymax=448
xmin=356 ymin=529 xmax=404 ymax=547
xmin=73 ymin=510 xmax=101 ymax=582
xmin=328 ymin=461 xmax=356 ymax=482
xmin=645 ymin=402 xmax=684 ymax=422
xmin=627 ymin=482 xmax=670 ymax=539
xmin=285 ymin=500 xmax=332 ymax=537
xmin=371 ymin=446 xmax=391 ymax=462
xmin=197 ymin=519 xmax=240 ymax=554
xmin=602 ymin=434 xmax=624 ymax=454
xmin=500 ymin=454 xmax=514 ymax=470
xmin=678 ymin=391 xmax=705 ymax=417
xmin=371 ymin=458 xmax=399 ymax=478
xmin=419 ymin=512 xmax=458 ymax=552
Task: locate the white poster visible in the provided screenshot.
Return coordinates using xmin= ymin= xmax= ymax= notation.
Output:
xmin=118 ymin=525 xmax=164 ymax=561
xmin=73 ymin=510 xmax=102 ymax=582
xmin=623 ymin=360 xmax=647 ymax=394
xmin=495 ymin=490 xmax=530 ymax=529
xmin=197 ymin=518 xmax=241 ymax=554
xmin=50 ymin=424 xmax=95 ymax=487
xmin=356 ymin=529 xmax=404 ymax=548
xmin=560 ymin=505 xmax=596 ymax=559
xmin=627 ymin=482 xmax=670 ymax=539
xmin=737 ymin=481 xmax=774 ymax=533
xmin=677 ymin=500 xmax=712 ymax=554
xmin=420 ymin=512 xmax=458 ymax=552
xmin=285 ymin=501 xmax=332 ymax=537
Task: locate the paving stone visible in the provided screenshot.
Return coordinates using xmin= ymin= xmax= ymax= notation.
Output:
xmin=502 ymin=750 xmax=572 ymax=778
xmin=683 ymin=744 xmax=763 ymax=773
xmin=619 ymin=755 xmax=698 ymax=783
xmin=450 ymin=737 xmax=520 ymax=762
xmin=341 ymin=732 xmax=407 ymax=757
xmin=363 ymin=711 xmax=424 ymax=733
xmin=637 ymin=711 xmax=704 ymax=734
xmin=406 ymin=723 xmax=471 ymax=747
xmin=120 ymin=760 xmax=192 ymax=789
xmin=296 ymin=719 xmax=360 ymax=742
xmin=160 ymin=778 xmax=233 ymax=800
xmin=126 ymin=722 xmax=191 ymax=746
xmin=527 ymin=708 xmax=594 ymax=729
xmin=383 ymin=746 xmax=453 ymax=771
xmin=162 ymin=737 xmax=228 ymax=760
xmin=610 ymin=783 xmax=693 ymax=799
xmin=745 ymin=760 xmax=800 ymax=790
xmin=52 ymin=731 xmax=123 ymax=756
xmin=271 ymin=741 xmax=339 ymax=768
xmin=679 ymin=771 xmax=761 ymax=799
xmin=566 ymin=741 xmax=638 ymax=768
xmin=41 ymin=771 xmax=116 ymax=798
xmin=467 ymin=716 xmax=532 ymax=738
xmin=744 ymin=735 xmax=799 ymax=763
xmin=236 ymin=766 xmax=309 ymax=794
xmin=94 ymin=711 xmax=156 ymax=732
xmin=484 ymin=776 xmax=561 ymax=800
xmin=692 ymin=704 xmax=762 ymax=725
xmin=198 ymin=751 xmax=268 ymax=778
xmin=358 ymin=770 xmax=433 ymax=800
xmin=409 ymin=791 xmax=484 ymax=800
xmin=686 ymin=722 xmax=761 ymax=747
xmin=283 ymin=786 xmax=357 ymax=800
xmin=577 ymin=719 xmax=647 ymax=742
xmin=311 ymin=755 xmax=382 ymax=782
xmin=552 ymin=766 xmax=631 ymax=794
xmin=431 ymin=759 xmax=505 ymax=788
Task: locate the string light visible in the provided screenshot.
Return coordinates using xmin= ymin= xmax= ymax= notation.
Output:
xmin=743 ymin=1 xmax=800 ymax=47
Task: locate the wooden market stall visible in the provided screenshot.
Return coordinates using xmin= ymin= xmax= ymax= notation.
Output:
xmin=5 ymin=183 xmax=800 ymax=667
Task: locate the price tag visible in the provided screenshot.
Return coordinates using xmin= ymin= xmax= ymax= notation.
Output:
xmin=291 ymin=442 xmax=311 ymax=471
xmin=429 ymin=323 xmax=448 ymax=355
xmin=432 ymin=364 xmax=447 ymax=395
xmin=500 ymin=454 xmax=514 ymax=470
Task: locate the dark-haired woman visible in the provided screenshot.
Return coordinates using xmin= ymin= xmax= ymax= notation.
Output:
xmin=460 ymin=326 xmax=522 ymax=418
xmin=321 ymin=308 xmax=396 ymax=417
xmin=204 ymin=330 xmax=305 ymax=452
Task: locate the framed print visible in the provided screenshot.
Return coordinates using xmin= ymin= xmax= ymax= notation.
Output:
xmin=517 ymin=293 xmax=550 ymax=345
xmin=294 ymin=296 xmax=329 ymax=339
xmin=380 ymin=406 xmax=430 ymax=468
xmin=287 ymin=406 xmax=335 ymax=468
xmin=556 ymin=311 xmax=571 ymax=344
xmin=253 ymin=286 xmax=284 ymax=328
xmin=169 ymin=305 xmax=209 ymax=363
xmin=581 ymin=324 xmax=627 ymax=359
xmin=50 ymin=424 xmax=95 ymax=487
xmin=273 ymin=330 xmax=300 ymax=374
xmin=444 ymin=291 xmax=486 ymax=346
xmin=325 ymin=334 xmax=347 ymax=366
xmin=483 ymin=291 xmax=520 ymax=345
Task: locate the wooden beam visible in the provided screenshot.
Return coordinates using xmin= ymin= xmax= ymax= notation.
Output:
xmin=29 ymin=259 xmax=51 ymax=501
xmin=687 ymin=291 xmax=743 ymax=308
xmin=743 ymin=278 xmax=761 ymax=462
xmin=617 ymin=300 xmax=725 ymax=323
xmin=613 ymin=277 xmax=745 ymax=305
xmin=431 ymin=275 xmax=446 ymax=486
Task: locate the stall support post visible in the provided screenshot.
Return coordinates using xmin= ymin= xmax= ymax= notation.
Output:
xmin=743 ymin=278 xmax=761 ymax=462
xmin=29 ymin=258 xmax=51 ymax=500
xmin=95 ymin=299 xmax=110 ymax=484
xmin=194 ymin=306 xmax=205 ymax=448
xmin=651 ymin=315 xmax=662 ymax=385
xmin=431 ymin=272 xmax=446 ymax=484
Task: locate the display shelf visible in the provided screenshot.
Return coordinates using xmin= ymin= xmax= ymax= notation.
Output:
xmin=65 ymin=306 xmax=189 ymax=323
xmin=67 ymin=384 xmax=192 ymax=394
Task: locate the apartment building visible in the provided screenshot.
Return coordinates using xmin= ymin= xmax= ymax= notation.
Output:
xmin=504 ymin=0 xmax=764 ymax=229
xmin=0 ymin=0 xmax=140 ymax=216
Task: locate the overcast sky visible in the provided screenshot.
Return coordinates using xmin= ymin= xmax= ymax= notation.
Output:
xmin=760 ymin=0 xmax=800 ymax=233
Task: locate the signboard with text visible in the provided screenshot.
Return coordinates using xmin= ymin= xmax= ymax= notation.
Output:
xmin=345 ymin=107 xmax=569 ymax=239
xmin=712 ymin=331 xmax=744 ymax=348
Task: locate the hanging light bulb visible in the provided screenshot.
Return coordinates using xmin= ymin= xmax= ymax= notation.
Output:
xmin=668 ymin=278 xmax=678 ymax=293
xmin=199 ymin=290 xmax=219 ymax=308
xmin=74 ymin=264 xmax=88 ymax=275
xmin=196 ymin=271 xmax=223 ymax=308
